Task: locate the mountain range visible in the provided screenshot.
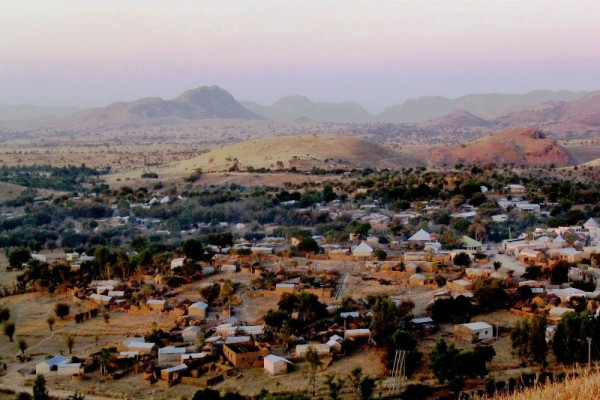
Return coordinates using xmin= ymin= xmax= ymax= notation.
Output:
xmin=2 ymin=86 xmax=599 ymax=138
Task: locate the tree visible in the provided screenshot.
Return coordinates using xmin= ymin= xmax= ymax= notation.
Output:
xmin=17 ymin=338 xmax=27 ymax=356
xmin=0 ymin=307 xmax=9 ymax=323
xmin=46 ymin=316 xmax=55 ymax=331
xmin=453 ymin=252 xmax=471 ymax=268
xmin=66 ymin=334 xmax=75 ymax=354
xmin=206 ymin=232 xmax=234 ymax=252
xmin=9 ymin=248 xmax=31 ymax=269
xmin=32 ymin=374 xmax=49 ymax=400
xmin=349 ymin=366 xmax=363 ymax=394
xmin=99 ymin=348 xmax=111 ymax=376
xmin=473 ymin=278 xmax=510 ymax=313
xmin=103 ymin=312 xmax=110 ymax=325
xmin=493 ymin=261 xmax=502 ymax=271
xmin=304 ymin=347 xmax=322 ymax=396
xmin=373 ymin=248 xmax=387 ymax=261
xmin=296 ymin=237 xmax=320 ymax=254
xmin=4 ymin=321 xmax=15 ymax=341
xmin=359 ymin=376 xmax=376 ymax=400
xmin=199 ymin=283 xmax=221 ymax=304
xmin=192 ymin=389 xmax=220 ymax=400
xmin=183 ymin=238 xmax=204 ymax=260
xmin=430 ymin=338 xmax=494 ymax=385
xmin=15 ymin=393 xmax=32 ymax=400
xmin=323 ymin=373 xmax=345 ymax=400
xmin=54 ymin=303 xmax=70 ymax=320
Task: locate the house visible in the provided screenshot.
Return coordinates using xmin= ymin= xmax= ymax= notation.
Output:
xmin=182 ymin=326 xmax=201 ymax=343
xmin=36 ymin=355 xmax=69 ymax=375
xmin=158 ymin=347 xmax=186 ymax=366
xmin=352 ymin=241 xmax=374 ymax=258
xmin=30 ymin=253 xmax=47 ymax=262
xmin=548 ymin=248 xmax=584 ymax=263
xmin=223 ymin=342 xmax=269 ymax=368
xmin=57 ymin=363 xmax=84 ymax=376
xmin=408 ymin=273 xmax=427 ymax=286
xmin=454 ymin=322 xmax=494 ymax=342
xmin=344 ymin=329 xmax=371 ymax=341
xmin=461 ymin=236 xmax=482 ymax=251
xmin=548 ymin=307 xmax=576 ymax=323
xmin=146 ymin=299 xmax=166 ymax=312
xmin=295 ymin=343 xmax=331 ymax=358
xmin=275 ymin=283 xmax=296 ymax=295
xmin=408 ymin=229 xmax=433 ymax=245
xmin=519 ymin=250 xmax=546 ymax=265
xmin=506 ymin=184 xmax=526 ymax=194
xmin=264 ymin=354 xmax=292 ymax=375
xmin=118 ymin=338 xmax=158 ymax=356
xmin=171 ymin=257 xmax=185 ymax=270
xmin=221 ymin=264 xmax=238 ymax=273
xmin=160 ymin=364 xmax=187 ymax=383
xmin=446 ymin=279 xmax=473 ymax=293
xmin=188 ymin=302 xmax=208 ymax=320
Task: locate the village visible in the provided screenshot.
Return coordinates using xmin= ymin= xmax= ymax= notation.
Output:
xmin=1 ymin=168 xmax=600 ymax=399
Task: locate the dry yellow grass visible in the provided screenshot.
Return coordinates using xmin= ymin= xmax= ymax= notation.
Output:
xmin=493 ymin=368 xmax=600 ymax=400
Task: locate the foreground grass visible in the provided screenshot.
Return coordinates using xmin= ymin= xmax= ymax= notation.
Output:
xmin=494 ymin=368 xmax=600 ymax=400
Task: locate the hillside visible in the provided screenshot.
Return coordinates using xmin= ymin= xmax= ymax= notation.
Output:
xmin=429 ymin=127 xmax=573 ymax=166
xmin=241 ymin=95 xmax=375 ymax=123
xmin=419 ymin=109 xmax=493 ymax=132
xmin=171 ymin=135 xmax=422 ymax=173
xmin=502 ymin=91 xmax=600 ymax=136
xmin=42 ymin=86 xmax=262 ymax=129
xmin=494 ymin=370 xmax=600 ymax=400
xmin=379 ymin=90 xmax=587 ymax=123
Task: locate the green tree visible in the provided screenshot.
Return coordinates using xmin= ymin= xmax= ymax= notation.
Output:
xmin=296 ymin=237 xmax=320 ymax=254
xmin=373 ymin=248 xmax=387 ymax=261
xmin=206 ymin=232 xmax=234 ymax=252
xmin=453 ymin=252 xmax=471 ymax=268
xmin=493 ymin=261 xmax=502 ymax=271
xmin=359 ymin=376 xmax=376 ymax=400
xmin=183 ymin=238 xmax=204 ymax=260
xmin=32 ymin=374 xmax=49 ymax=400
xmin=17 ymin=338 xmax=27 ymax=356
xmin=323 ymin=373 xmax=345 ymax=400
xmin=0 ymin=306 xmax=10 ymax=323
xmin=4 ymin=321 xmax=15 ymax=341
xmin=199 ymin=283 xmax=221 ymax=304
xmin=192 ymin=388 xmax=220 ymax=400
xmin=54 ymin=303 xmax=70 ymax=319
xmin=8 ymin=248 xmax=31 ymax=269
xmin=304 ymin=347 xmax=322 ymax=396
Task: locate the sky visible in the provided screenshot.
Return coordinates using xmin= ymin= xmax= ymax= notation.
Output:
xmin=1 ymin=0 xmax=600 ymax=112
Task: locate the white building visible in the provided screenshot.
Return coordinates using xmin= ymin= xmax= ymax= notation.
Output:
xmin=36 ymin=355 xmax=69 ymax=375
xmin=454 ymin=322 xmax=494 ymax=342
xmin=264 ymin=354 xmax=292 ymax=375
xmin=188 ymin=302 xmax=208 ymax=320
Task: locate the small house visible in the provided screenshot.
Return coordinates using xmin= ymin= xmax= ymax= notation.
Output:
xmin=352 ymin=241 xmax=374 ymax=258
xmin=158 ymin=347 xmax=186 ymax=366
xmin=182 ymin=326 xmax=201 ymax=343
xmin=263 ymin=354 xmax=292 ymax=375
xmin=171 ymin=257 xmax=185 ymax=270
xmin=36 ymin=355 xmax=69 ymax=375
xmin=223 ymin=343 xmax=269 ymax=369
xmin=408 ymin=273 xmax=427 ymax=286
xmin=188 ymin=302 xmax=208 ymax=320
xmin=295 ymin=343 xmax=331 ymax=358
xmin=454 ymin=322 xmax=494 ymax=342
xmin=57 ymin=363 xmax=84 ymax=376
xmin=146 ymin=299 xmax=166 ymax=312
xmin=160 ymin=364 xmax=187 ymax=382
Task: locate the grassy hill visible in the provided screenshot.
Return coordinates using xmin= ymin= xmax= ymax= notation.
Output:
xmin=172 ymin=135 xmax=422 ymax=173
xmin=494 ymin=370 xmax=600 ymax=400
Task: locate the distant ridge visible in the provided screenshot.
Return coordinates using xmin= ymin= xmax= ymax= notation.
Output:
xmin=429 ymin=127 xmax=573 ymax=166
xmin=46 ymin=86 xmax=262 ymax=129
xmin=241 ymin=95 xmax=375 ymax=123
xmin=379 ymin=90 xmax=587 ymax=123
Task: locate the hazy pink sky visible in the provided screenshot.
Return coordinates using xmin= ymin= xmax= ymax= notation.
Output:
xmin=1 ymin=0 xmax=600 ymax=111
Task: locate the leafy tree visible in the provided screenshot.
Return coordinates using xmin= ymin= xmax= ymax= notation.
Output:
xmin=348 ymin=366 xmax=363 ymax=394
xmin=473 ymin=278 xmax=510 ymax=313
xmin=4 ymin=321 xmax=15 ymax=341
xmin=199 ymin=283 xmax=221 ymax=304
xmin=550 ymin=261 xmax=570 ymax=285
xmin=323 ymin=373 xmax=345 ymax=400
xmin=401 ymin=384 xmax=433 ymax=400
xmin=54 ymin=303 xmax=70 ymax=319
xmin=373 ymin=248 xmax=387 ymax=261
xmin=183 ymin=238 xmax=204 ymax=260
xmin=46 ymin=316 xmax=55 ymax=331
xmin=9 ymin=248 xmax=31 ymax=269
xmin=206 ymin=232 xmax=234 ymax=251
xmin=430 ymin=338 xmax=494 ymax=385
xmin=552 ymin=311 xmax=600 ymax=364
xmin=388 ymin=328 xmax=421 ymax=377
xmin=296 ymin=237 xmax=320 ymax=254
xmin=453 ymin=252 xmax=471 ymax=268
xmin=103 ymin=312 xmax=110 ymax=324
xmin=322 ymin=184 xmax=336 ymax=202
xmin=32 ymin=374 xmax=49 ymax=400
xmin=17 ymin=338 xmax=27 ymax=356
xmin=359 ymin=376 xmax=376 ymax=400
xmin=493 ymin=261 xmax=502 ymax=271
xmin=15 ymin=392 xmax=32 ymax=400
xmin=304 ymin=347 xmax=322 ymax=396
xmin=0 ymin=306 xmax=10 ymax=323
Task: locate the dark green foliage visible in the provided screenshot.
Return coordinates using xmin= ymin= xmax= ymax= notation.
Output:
xmin=8 ymin=248 xmax=31 ymax=269
xmin=428 ymin=295 xmax=471 ymax=323
xmin=205 ymin=232 xmax=233 ymax=251
xmin=453 ymin=252 xmax=471 ymax=267
xmin=550 ymin=261 xmax=570 ymax=285
xmin=473 ymin=278 xmax=510 ymax=313
xmin=510 ymin=314 xmax=547 ymax=369
xmin=430 ymin=338 xmax=495 ymax=384
xmin=0 ymin=306 xmax=10 ymax=323
xmin=523 ymin=265 xmax=543 ymax=280
xmin=192 ymin=388 xmax=221 ymax=400
xmin=571 ymin=279 xmax=596 ymax=292
xmin=553 ymin=312 xmax=600 ymax=364
xmin=359 ymin=376 xmax=376 ymax=400
xmin=183 ymin=238 xmax=204 ymax=260
xmin=373 ymin=248 xmax=387 ymax=261
xmin=32 ymin=374 xmax=49 ymax=400
xmin=401 ymin=384 xmax=433 ymax=400
xmin=0 ymin=164 xmax=107 ymax=192
xmin=296 ymin=237 xmax=320 ymax=253
xmin=199 ymin=283 xmax=221 ymax=304
xmin=54 ymin=303 xmax=70 ymax=319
